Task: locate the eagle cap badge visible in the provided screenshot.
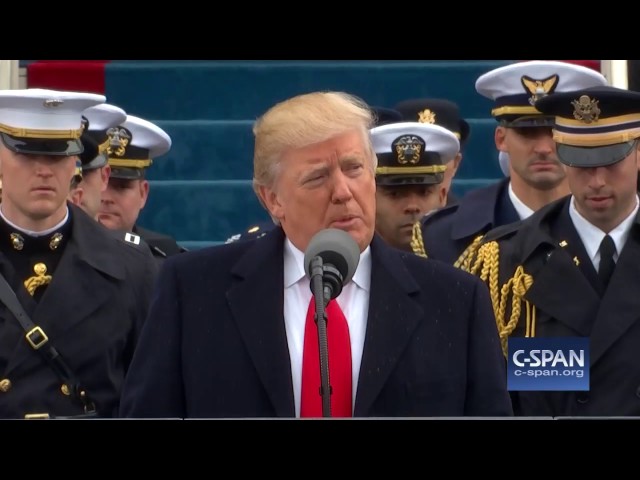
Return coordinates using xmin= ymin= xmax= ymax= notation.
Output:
xmin=572 ymin=95 xmax=601 ymax=124
xmin=521 ymin=74 xmax=560 ymax=106
xmin=418 ymin=109 xmax=436 ymax=124
xmin=393 ymin=135 xmax=425 ymax=165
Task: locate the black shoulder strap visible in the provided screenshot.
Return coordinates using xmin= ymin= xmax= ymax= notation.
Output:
xmin=0 ymin=272 xmax=97 ymax=417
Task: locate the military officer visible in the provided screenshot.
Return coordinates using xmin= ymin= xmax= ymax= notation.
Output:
xmin=470 ymin=85 xmax=640 ymax=416
xmin=0 ymin=88 xmax=158 ymax=418
xmin=417 ymin=60 xmax=608 ymax=267
xmin=371 ymin=121 xmax=458 ymax=252
xmin=69 ymin=103 xmax=127 ymax=220
xmin=98 ymin=115 xmax=186 ymax=262
xmin=393 ymin=98 xmax=470 ymax=206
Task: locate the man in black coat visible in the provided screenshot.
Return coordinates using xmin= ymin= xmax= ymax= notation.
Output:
xmin=469 ymin=86 xmax=640 ymax=416
xmin=0 ymin=88 xmax=157 ymax=418
xmin=119 ymin=91 xmax=512 ymax=419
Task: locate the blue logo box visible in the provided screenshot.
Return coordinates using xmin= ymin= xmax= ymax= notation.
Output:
xmin=507 ymin=337 xmax=589 ymax=391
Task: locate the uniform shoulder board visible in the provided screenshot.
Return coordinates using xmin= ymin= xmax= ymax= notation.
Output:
xmin=481 ymin=220 xmax=523 ymax=244
xmin=124 ymin=232 xmax=142 ymax=245
xmin=109 ymin=230 xmax=148 ymax=251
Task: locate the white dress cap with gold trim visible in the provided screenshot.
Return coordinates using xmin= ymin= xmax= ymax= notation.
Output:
xmin=107 ymin=115 xmax=172 ymax=180
xmin=0 ymin=88 xmax=105 ymax=156
xmin=371 ymin=121 xmax=460 ymax=162
xmin=81 ymin=104 xmax=128 ymax=171
xmin=83 ymin=103 xmax=127 ymax=133
xmin=475 ymin=61 xmax=608 ymax=126
xmin=120 ymin=115 xmax=171 ymax=159
xmin=0 ymin=88 xmax=105 ymax=135
xmin=370 ymin=122 xmax=460 ymax=186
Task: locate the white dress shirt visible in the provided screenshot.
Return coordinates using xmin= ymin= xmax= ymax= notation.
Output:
xmin=569 ymin=195 xmax=639 ymax=271
xmin=508 ymin=182 xmax=535 ymax=220
xmin=283 ymin=238 xmax=371 ymax=417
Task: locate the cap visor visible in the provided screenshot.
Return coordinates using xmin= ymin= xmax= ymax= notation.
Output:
xmin=109 ymin=167 xmax=145 ymax=180
xmin=376 ymin=174 xmax=443 ymax=186
xmin=1 ymin=133 xmax=83 ymax=156
xmin=82 ymin=153 xmax=108 ymax=170
xmin=557 ymin=141 xmax=635 ymax=168
xmin=502 ymin=116 xmax=555 ymax=128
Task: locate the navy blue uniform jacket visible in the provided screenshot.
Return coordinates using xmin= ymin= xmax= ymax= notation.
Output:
xmin=421 ymin=178 xmax=518 ymax=264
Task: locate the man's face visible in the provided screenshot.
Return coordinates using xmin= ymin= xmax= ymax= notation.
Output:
xmin=98 ymin=177 xmax=149 ymax=231
xmin=258 ymin=129 xmax=377 ymax=252
xmin=567 ymin=144 xmax=640 ymax=233
xmin=496 ymin=126 xmax=566 ymax=190
xmin=0 ymin=143 xmax=75 ymax=226
xmin=78 ymin=165 xmax=110 ymax=220
xmin=375 ymin=183 xmax=445 ymax=251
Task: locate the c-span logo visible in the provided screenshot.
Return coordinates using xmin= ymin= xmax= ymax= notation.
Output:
xmin=507 ymin=337 xmax=589 ymax=391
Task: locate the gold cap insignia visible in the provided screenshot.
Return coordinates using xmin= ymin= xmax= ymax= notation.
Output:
xmin=572 ymin=95 xmax=601 ymax=124
xmin=393 ymin=135 xmax=425 ymax=165
xmin=521 ymin=74 xmax=559 ymax=106
xmin=418 ymin=109 xmax=436 ymax=124
xmin=106 ymin=127 xmax=131 ymax=157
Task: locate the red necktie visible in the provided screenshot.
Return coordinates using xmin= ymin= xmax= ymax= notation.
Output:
xmin=300 ymin=297 xmax=352 ymax=417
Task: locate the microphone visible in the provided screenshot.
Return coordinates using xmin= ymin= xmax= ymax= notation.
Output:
xmin=304 ymin=228 xmax=361 ymax=303
xmin=303 ymin=228 xmax=360 ymax=417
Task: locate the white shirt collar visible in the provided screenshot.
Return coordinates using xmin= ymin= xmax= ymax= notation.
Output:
xmin=508 ymin=182 xmax=535 ymax=221
xmin=284 ymin=237 xmax=371 ymax=292
xmin=569 ymin=195 xmax=639 ymax=262
xmin=0 ymin=205 xmax=70 ymax=237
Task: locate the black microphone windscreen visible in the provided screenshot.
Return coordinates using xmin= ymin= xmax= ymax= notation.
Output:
xmin=303 ymin=228 xmax=361 ymax=285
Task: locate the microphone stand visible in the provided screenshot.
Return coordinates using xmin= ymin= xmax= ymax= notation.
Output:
xmin=309 ymin=255 xmax=332 ymax=417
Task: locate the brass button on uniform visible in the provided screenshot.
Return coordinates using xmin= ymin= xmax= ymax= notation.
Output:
xmin=60 ymin=384 xmax=71 ymax=396
xmin=0 ymin=378 xmax=12 ymax=392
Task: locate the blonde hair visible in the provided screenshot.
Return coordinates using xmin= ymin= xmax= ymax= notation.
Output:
xmin=252 ymin=91 xmax=376 ymax=214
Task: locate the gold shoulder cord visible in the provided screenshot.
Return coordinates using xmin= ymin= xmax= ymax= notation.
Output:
xmin=411 ymin=221 xmax=427 ymax=258
xmin=466 ymin=240 xmax=537 ymax=357
xmin=409 ymin=220 xmax=476 ymax=261
xmin=454 ymin=234 xmax=485 ymax=271
xmin=411 ymin=220 xmax=538 ymax=356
